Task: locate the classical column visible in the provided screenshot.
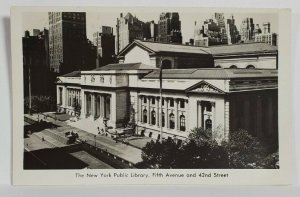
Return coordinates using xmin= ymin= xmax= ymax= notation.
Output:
xmin=147 ymin=96 xmax=150 ymax=124
xmin=103 ymin=96 xmax=106 ymax=118
xmin=197 ymin=101 xmax=202 ymax=128
xmin=85 ymin=93 xmax=88 ymax=115
xmin=175 ymin=99 xmax=178 ymax=130
xmin=96 ymin=94 xmax=100 ymax=117
xmin=165 ymin=98 xmax=169 ymax=128
xmin=106 ymin=96 xmax=111 ymax=120
xmin=224 ymin=100 xmax=230 ymax=141
xmin=156 ymin=97 xmax=159 ymax=126
xmin=211 ymin=102 xmax=215 ymax=131
xmin=185 ymin=99 xmax=189 ymax=131
xmin=138 ymin=96 xmax=142 ymax=122
xmin=80 ymin=90 xmax=85 ymax=118
xmin=100 ymin=95 xmax=103 ymax=117
xmin=91 ymin=93 xmax=95 ymax=117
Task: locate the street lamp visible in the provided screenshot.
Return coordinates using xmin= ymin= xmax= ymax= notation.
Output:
xmin=94 ymin=134 xmax=96 ymax=147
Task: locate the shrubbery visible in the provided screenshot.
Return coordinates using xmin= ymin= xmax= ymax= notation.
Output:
xmin=137 ymin=127 xmax=278 ymax=169
xmin=24 ymin=95 xmax=56 ymax=114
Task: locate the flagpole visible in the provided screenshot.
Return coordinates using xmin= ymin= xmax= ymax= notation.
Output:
xmin=159 ymin=59 xmax=163 ymax=142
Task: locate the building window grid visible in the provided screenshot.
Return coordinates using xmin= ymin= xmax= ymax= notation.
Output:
xmin=140 ymin=96 xmax=188 ymax=130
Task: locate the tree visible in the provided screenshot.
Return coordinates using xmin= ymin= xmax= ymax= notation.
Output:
xmin=137 ymin=127 xmax=228 ymax=169
xmin=223 ymin=129 xmax=267 ymax=169
xmin=138 ymin=138 xmax=180 ymax=169
xmin=137 ymin=127 xmax=277 ymax=169
xmin=24 ymin=95 xmax=56 ymax=114
xmin=185 ymin=127 xmax=229 ymax=168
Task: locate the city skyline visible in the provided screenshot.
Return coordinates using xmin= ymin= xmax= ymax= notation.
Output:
xmin=22 ymin=11 xmax=278 ymax=43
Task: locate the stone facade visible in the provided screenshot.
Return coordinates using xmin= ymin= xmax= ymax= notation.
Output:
xmin=56 ymin=66 xmax=278 ymax=142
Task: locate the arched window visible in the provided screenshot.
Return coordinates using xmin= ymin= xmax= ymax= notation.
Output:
xmin=205 ymin=119 xmax=212 ymax=130
xmin=230 ymin=65 xmax=238 ymax=69
xmin=162 ymin=112 xmax=165 ymax=127
xmin=143 ymin=109 xmax=147 ymax=123
xmin=215 ymin=65 xmax=222 ymax=68
xmin=151 ymin=110 xmax=156 ymax=125
xmin=180 ymin=115 xmax=186 ymax=131
xmin=169 ymin=113 xmax=175 ymax=129
xmin=162 ymin=59 xmax=172 ymax=69
xmin=246 ymin=65 xmax=255 ymax=69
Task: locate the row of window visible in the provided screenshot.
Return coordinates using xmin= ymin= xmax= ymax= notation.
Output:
xmin=215 ymin=65 xmax=256 ymax=69
xmin=142 ymin=109 xmax=186 ymax=131
xmin=142 ymin=97 xmax=186 ymax=108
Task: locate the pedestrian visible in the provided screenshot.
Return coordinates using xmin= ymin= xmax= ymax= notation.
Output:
xmin=42 ymin=136 xmax=45 ymax=141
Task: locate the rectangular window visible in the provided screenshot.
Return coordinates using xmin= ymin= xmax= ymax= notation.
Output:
xmin=170 ymin=99 xmax=174 ymax=107
xmin=162 ymin=99 xmax=164 ymax=106
xmin=143 ymin=97 xmax=147 ymax=104
xmin=152 ymin=97 xmax=155 ymax=105
xmin=180 ymin=100 xmax=185 ymax=108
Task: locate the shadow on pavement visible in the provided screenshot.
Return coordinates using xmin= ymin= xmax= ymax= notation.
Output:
xmin=24 ymin=147 xmax=88 ymax=169
xmin=24 ymin=120 xmax=60 ymax=134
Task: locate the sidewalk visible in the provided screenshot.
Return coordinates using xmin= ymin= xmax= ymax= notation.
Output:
xmin=24 ymin=113 xmax=143 ymax=164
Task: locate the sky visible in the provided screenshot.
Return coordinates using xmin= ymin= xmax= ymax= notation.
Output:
xmin=22 ymin=9 xmax=278 ymax=43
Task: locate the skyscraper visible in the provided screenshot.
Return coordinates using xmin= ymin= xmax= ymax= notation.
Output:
xmin=226 ymin=15 xmax=240 ymax=44
xmin=240 ymin=18 xmax=255 ymax=42
xmin=93 ymin=26 xmax=116 ymax=68
xmin=116 ymin=13 xmax=144 ymax=54
xmin=23 ymin=29 xmax=54 ymax=96
xmin=49 ymin=12 xmax=93 ymax=74
xmin=214 ymin=13 xmax=227 ymax=43
xmin=116 ymin=13 xmax=159 ymax=54
xmin=254 ymin=22 xmax=277 ymax=46
xmin=157 ymin=12 xmax=182 ymax=44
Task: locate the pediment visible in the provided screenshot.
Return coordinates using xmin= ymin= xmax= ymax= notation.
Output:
xmin=118 ymin=40 xmax=155 ymax=57
xmin=185 ymin=81 xmax=224 ymax=94
xmin=56 ymin=78 xmax=63 ymax=83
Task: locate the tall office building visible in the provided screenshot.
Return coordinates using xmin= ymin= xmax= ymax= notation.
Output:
xmin=23 ymin=29 xmax=55 ymax=97
xmin=226 ymin=15 xmax=240 ymax=44
xmin=49 ymin=12 xmax=95 ymax=74
xmin=254 ymin=22 xmax=277 ymax=46
xmin=194 ymin=19 xmax=221 ymax=47
xmin=194 ymin=13 xmax=240 ymax=47
xmin=214 ymin=13 xmax=227 ymax=43
xmin=240 ymin=18 xmax=255 ymax=42
xmin=143 ymin=21 xmax=158 ymax=42
xmin=116 ymin=13 xmax=144 ymax=54
xmin=157 ymin=12 xmax=182 ymax=44
xmin=93 ymin=26 xmax=116 ymax=68
xmin=116 ymin=13 xmax=159 ymax=54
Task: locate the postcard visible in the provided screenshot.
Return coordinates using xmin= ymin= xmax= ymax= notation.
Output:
xmin=11 ymin=6 xmax=293 ymax=185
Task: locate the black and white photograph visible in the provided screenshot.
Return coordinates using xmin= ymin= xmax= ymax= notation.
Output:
xmin=9 ymin=6 xmax=293 ymax=186
xmin=21 ymin=9 xmax=280 ymax=170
